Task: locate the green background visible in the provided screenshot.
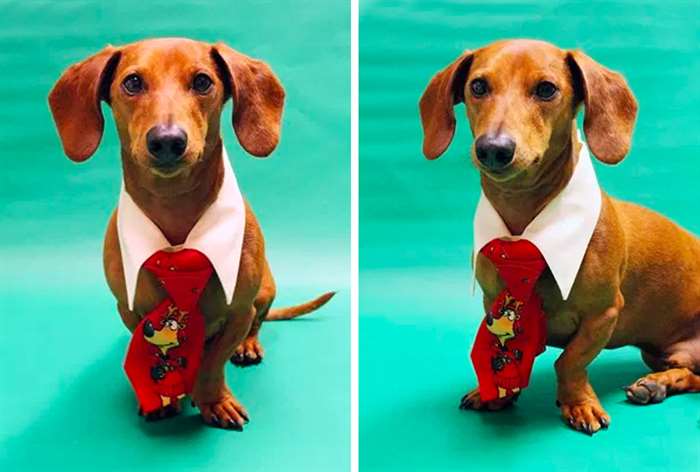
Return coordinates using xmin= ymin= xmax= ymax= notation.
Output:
xmin=360 ymin=1 xmax=699 ymax=471
xmin=0 ymin=1 xmax=349 ymax=471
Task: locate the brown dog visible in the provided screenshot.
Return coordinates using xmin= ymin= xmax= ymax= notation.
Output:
xmin=419 ymin=39 xmax=700 ymax=434
xmin=48 ymin=38 xmax=334 ymax=429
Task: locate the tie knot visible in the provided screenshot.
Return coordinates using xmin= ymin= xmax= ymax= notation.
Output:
xmin=144 ymin=249 xmax=212 ymax=274
xmin=481 ymin=239 xmax=544 ymax=264
xmin=480 ymin=239 xmax=546 ymax=299
xmin=142 ymin=249 xmax=214 ymax=312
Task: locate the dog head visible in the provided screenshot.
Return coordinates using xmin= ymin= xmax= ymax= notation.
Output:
xmin=49 ymin=38 xmax=284 ymax=180
xmin=419 ymin=39 xmax=637 ymax=183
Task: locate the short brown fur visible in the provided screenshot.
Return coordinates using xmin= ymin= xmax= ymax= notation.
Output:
xmin=419 ymin=39 xmax=700 ymax=434
xmin=49 ymin=38 xmax=333 ymax=428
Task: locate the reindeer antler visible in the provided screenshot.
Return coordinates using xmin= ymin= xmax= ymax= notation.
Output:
xmin=175 ymin=309 xmax=188 ymax=327
xmin=164 ymin=305 xmax=189 ymax=328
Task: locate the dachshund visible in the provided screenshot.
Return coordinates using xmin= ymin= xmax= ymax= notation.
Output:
xmin=49 ymin=38 xmax=334 ymax=429
xmin=419 ymin=39 xmax=700 ymax=434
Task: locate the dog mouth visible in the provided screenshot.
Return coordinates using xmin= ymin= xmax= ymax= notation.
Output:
xmin=474 ymin=160 xmax=520 ymax=182
xmin=480 ymin=165 xmax=512 ymax=179
xmin=146 ymin=151 xmax=203 ymax=178
xmin=150 ymin=162 xmax=186 ymax=178
xmin=473 ymin=154 xmax=536 ymax=183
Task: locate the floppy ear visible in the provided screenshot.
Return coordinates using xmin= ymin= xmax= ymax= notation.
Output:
xmin=566 ymin=50 xmax=638 ymax=164
xmin=48 ymin=46 xmax=121 ymax=162
xmin=211 ymin=43 xmax=285 ymax=157
xmin=418 ymin=50 xmax=474 ymax=160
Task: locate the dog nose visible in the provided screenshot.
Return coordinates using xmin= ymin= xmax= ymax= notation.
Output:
xmin=475 ymin=133 xmax=516 ymax=171
xmin=146 ymin=124 xmax=187 ymax=166
xmin=143 ymin=320 xmax=154 ymax=338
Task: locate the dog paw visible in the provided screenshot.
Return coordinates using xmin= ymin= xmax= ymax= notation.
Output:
xmin=230 ymin=337 xmax=264 ymax=367
xmin=624 ymin=378 xmax=667 ymax=405
xmin=138 ymin=400 xmax=182 ymax=421
xmin=459 ymin=388 xmax=518 ymax=411
xmin=559 ymin=400 xmax=610 ymax=435
xmin=196 ymin=393 xmax=249 ymax=430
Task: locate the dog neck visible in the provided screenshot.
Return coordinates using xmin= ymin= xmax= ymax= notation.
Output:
xmin=481 ymin=124 xmax=580 ymax=236
xmin=122 ymin=140 xmax=225 ymax=245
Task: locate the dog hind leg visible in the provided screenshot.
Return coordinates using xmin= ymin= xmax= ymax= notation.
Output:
xmin=626 ymin=343 xmax=700 ymax=404
xmin=231 ymin=261 xmax=275 ymax=367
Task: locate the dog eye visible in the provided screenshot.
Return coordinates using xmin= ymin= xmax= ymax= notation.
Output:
xmin=192 ymin=73 xmax=213 ymax=94
xmin=122 ymin=74 xmax=144 ymax=95
xmin=535 ymin=81 xmax=558 ymax=100
xmin=470 ymin=79 xmax=489 ymax=98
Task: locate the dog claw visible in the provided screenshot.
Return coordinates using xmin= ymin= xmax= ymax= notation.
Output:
xmin=228 ymin=420 xmax=242 ymax=431
xmin=460 ymin=396 xmax=478 ymax=410
xmin=211 ymin=414 xmax=220 ymax=425
xmin=230 ymin=338 xmax=265 ymax=367
xmin=600 ymin=418 xmax=609 ymax=429
xmin=230 ymin=353 xmax=244 ymax=364
xmin=555 ymin=400 xmax=561 ymax=407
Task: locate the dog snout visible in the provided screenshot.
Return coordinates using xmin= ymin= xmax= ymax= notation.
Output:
xmin=146 ymin=124 xmax=188 ymax=167
xmin=475 ymin=133 xmax=516 ymax=171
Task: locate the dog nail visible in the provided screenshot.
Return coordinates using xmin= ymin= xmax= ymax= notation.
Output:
xmin=211 ymin=415 xmax=220 ymax=425
xmin=191 ymin=400 xmax=195 ymax=407
xmin=555 ymin=400 xmax=561 ymax=407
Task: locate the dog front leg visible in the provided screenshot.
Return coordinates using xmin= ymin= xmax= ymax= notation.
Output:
xmin=193 ymin=304 xmax=256 ymax=430
xmin=554 ymin=298 xmax=621 ymax=435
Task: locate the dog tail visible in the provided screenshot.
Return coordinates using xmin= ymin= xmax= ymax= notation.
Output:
xmin=265 ymin=291 xmax=336 ymax=321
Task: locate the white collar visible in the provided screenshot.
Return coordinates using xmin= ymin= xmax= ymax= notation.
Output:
xmin=117 ymin=147 xmax=245 ymax=310
xmin=473 ymin=133 xmax=601 ymax=300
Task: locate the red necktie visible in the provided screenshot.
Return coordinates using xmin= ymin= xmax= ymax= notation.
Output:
xmin=470 ymin=239 xmax=548 ymax=402
xmin=124 ymin=249 xmax=212 ymax=414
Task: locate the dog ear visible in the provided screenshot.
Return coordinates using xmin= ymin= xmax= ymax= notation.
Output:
xmin=48 ymin=46 xmax=121 ymax=162
xmin=566 ymin=51 xmax=638 ymax=164
xmin=211 ymin=43 xmax=285 ymax=157
xmin=419 ymin=50 xmax=474 ymax=160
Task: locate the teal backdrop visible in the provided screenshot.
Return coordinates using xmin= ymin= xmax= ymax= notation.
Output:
xmin=0 ymin=1 xmax=349 ymax=471
xmin=360 ymin=1 xmax=699 ymax=471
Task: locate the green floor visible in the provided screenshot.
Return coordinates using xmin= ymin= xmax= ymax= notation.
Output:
xmin=0 ymin=1 xmax=349 ymax=471
xmin=360 ymin=1 xmax=699 ymax=471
